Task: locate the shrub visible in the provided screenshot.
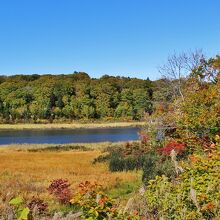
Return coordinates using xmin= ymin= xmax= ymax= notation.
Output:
xmin=142 ymin=153 xmax=175 ymax=183
xmin=109 ymin=153 xmax=147 ymax=172
xmin=144 ymin=146 xmax=220 ymax=219
xmin=93 ymin=153 xmax=111 ymax=164
xmin=70 ymin=181 xmax=129 ymax=219
xmin=109 ymin=154 xmax=126 ymax=172
xmin=94 ymin=142 xmax=152 ymax=172
xmin=48 ymin=179 xmax=72 ymax=204
xmin=28 ymin=198 xmax=48 ymax=214
xmin=157 ymin=140 xmax=185 ymax=155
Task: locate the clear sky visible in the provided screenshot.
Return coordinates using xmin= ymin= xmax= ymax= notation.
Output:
xmin=0 ymin=0 xmax=219 ymax=80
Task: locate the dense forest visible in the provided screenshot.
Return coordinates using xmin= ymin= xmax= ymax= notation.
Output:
xmin=0 ymin=73 xmax=158 ymax=123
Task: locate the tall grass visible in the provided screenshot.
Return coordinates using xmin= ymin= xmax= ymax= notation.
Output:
xmin=0 ymin=149 xmax=139 ymax=214
xmin=0 ymin=121 xmax=144 ymax=130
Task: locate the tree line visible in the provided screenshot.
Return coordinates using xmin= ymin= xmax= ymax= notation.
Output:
xmin=0 ymin=73 xmax=156 ymax=123
xmin=1 ymin=50 xmax=213 ymax=124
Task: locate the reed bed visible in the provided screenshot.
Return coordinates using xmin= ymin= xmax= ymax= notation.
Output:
xmin=0 ymin=121 xmax=144 ymax=130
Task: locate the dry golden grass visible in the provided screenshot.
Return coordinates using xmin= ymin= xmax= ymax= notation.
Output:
xmin=0 ymin=149 xmax=139 ymax=213
xmin=0 ymin=121 xmax=145 ymax=130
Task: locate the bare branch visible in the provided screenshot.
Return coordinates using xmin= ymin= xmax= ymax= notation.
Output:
xmin=158 ymin=49 xmax=205 ymax=101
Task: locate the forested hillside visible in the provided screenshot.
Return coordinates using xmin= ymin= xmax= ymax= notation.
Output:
xmin=0 ymin=73 xmax=155 ymax=123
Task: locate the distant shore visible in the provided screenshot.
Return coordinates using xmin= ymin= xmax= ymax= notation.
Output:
xmin=0 ymin=121 xmax=145 ymax=130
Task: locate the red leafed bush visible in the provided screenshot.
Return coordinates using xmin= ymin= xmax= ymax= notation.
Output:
xmin=158 ymin=141 xmax=185 ymax=155
xmin=48 ymin=179 xmax=71 ymax=204
xmin=28 ymin=198 xmax=48 ymax=214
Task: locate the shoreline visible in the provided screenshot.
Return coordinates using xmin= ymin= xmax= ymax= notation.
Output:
xmin=0 ymin=140 xmax=139 ymax=150
xmin=0 ymin=121 xmax=145 ymax=130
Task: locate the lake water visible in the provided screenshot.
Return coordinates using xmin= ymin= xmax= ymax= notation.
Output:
xmin=0 ymin=127 xmax=140 ymax=145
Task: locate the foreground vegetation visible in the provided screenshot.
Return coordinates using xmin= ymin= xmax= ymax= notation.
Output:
xmin=0 ymin=143 xmax=140 ymax=219
xmin=0 ymin=52 xmax=220 ymax=219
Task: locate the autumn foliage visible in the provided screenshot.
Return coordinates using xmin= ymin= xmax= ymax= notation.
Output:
xmin=158 ymin=140 xmax=185 ymax=155
xmin=48 ymin=179 xmax=72 ymax=204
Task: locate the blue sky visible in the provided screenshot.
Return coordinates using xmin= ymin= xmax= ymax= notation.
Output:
xmin=0 ymin=0 xmax=219 ymax=80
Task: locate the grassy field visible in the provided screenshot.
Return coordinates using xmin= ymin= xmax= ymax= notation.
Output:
xmin=0 ymin=121 xmax=145 ymax=130
xmin=0 ymin=144 xmax=141 ymax=214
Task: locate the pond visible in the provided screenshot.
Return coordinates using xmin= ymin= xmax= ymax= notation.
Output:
xmin=0 ymin=127 xmax=140 ymax=145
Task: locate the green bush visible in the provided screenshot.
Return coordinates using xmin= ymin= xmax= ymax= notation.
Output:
xmin=144 ymin=148 xmax=220 ymax=219
xmin=94 ymin=142 xmax=176 ymax=181
xmin=142 ymin=153 xmax=176 ymax=183
xmin=109 ymin=153 xmax=147 ymax=172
